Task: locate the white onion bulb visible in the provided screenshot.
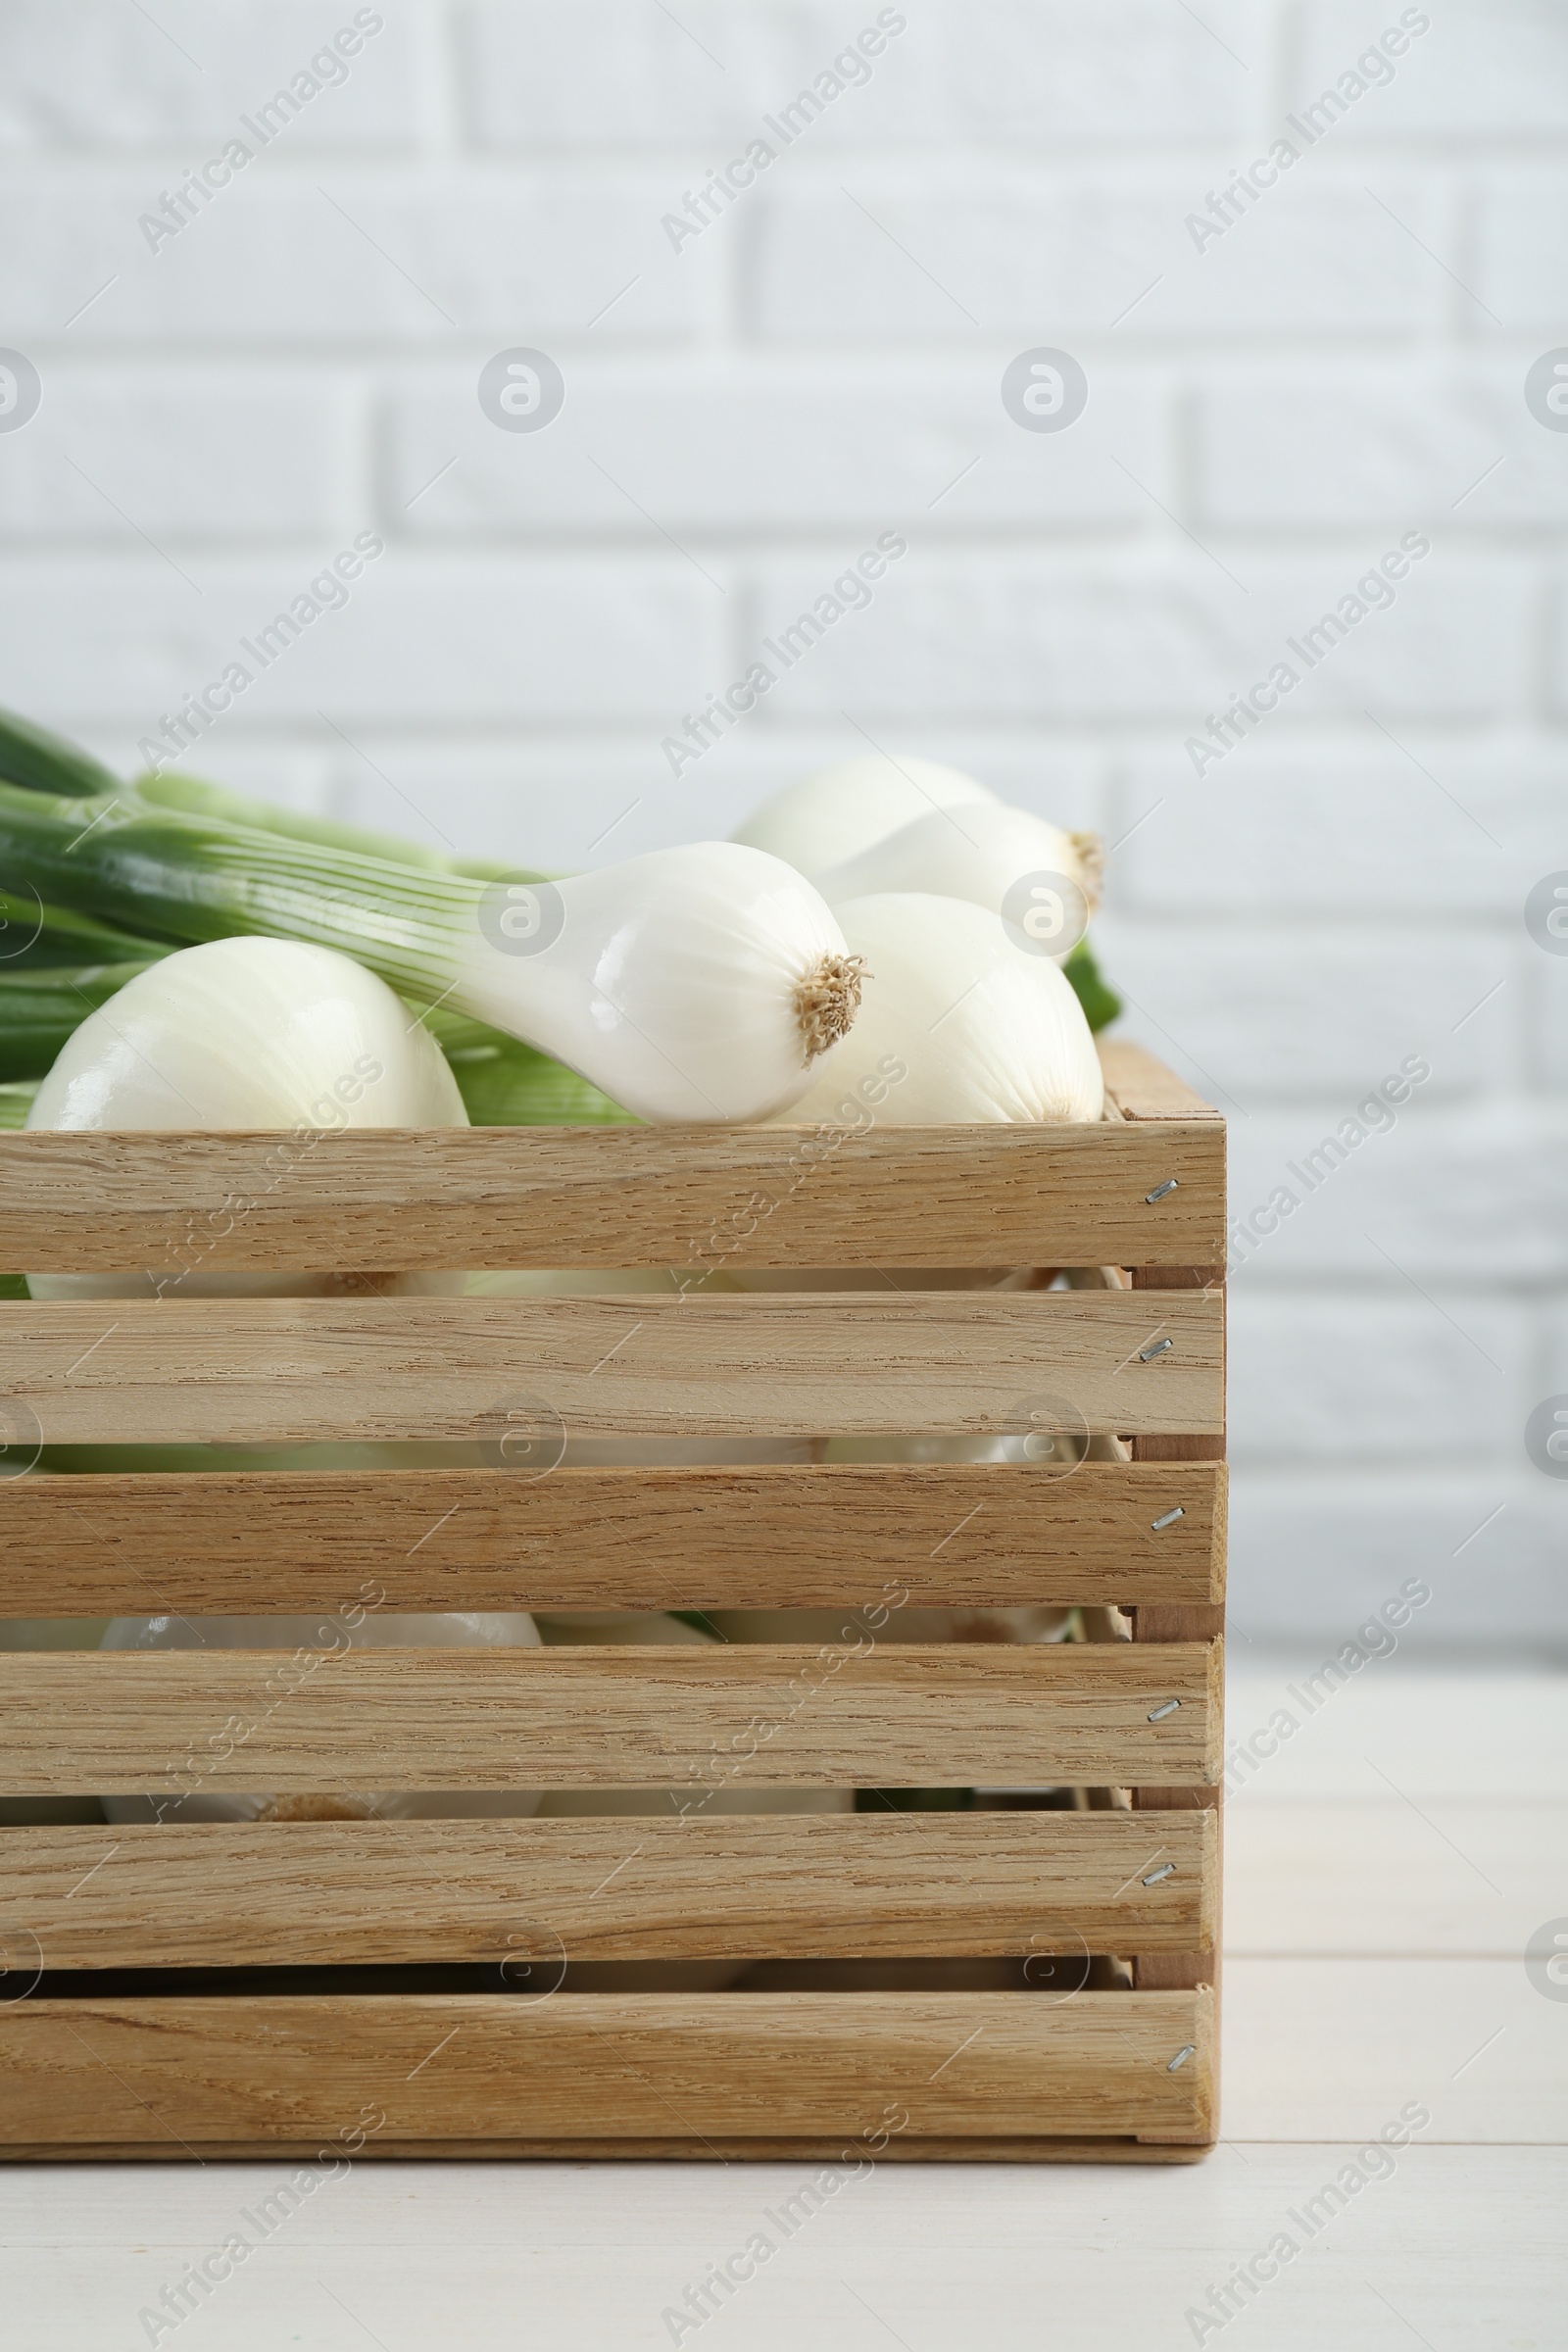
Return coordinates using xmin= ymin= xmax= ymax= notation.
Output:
xmin=29 ymin=936 xmax=463 ymax=1136
xmin=773 ymin=895 xmax=1103 ymax=1126
xmin=26 ymin=937 xmax=466 ymax=1301
xmin=808 ymin=801 xmax=1103 ymax=947
xmin=732 ymin=756 xmax=995 ymax=874
xmin=457 ymin=844 xmax=860 ymax=1123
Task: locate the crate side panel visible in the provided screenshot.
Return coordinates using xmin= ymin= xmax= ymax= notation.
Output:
xmin=2 ymin=1461 xmax=1228 ymax=1615
xmin=0 ymin=1118 xmax=1225 ymax=1273
xmin=0 ymin=1812 xmax=1216 ymax=1967
xmin=0 ymin=1290 xmax=1225 ymax=1446
xmin=0 ymin=1990 xmax=1214 ymax=2145
xmin=0 ymin=1642 xmax=1221 ymax=1795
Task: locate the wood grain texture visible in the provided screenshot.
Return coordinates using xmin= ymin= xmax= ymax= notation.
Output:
xmin=2 ymin=1459 xmax=1228 ymax=1616
xmin=0 ymin=1047 xmax=1225 ymax=2162
xmin=1132 ymin=1264 xmax=1225 ymax=2013
xmin=0 ymin=1288 xmax=1225 ymax=1446
xmin=0 ymin=1811 xmax=1216 ymax=1966
xmin=0 ymin=1989 xmax=1214 ymax=2145
xmin=0 ymin=2133 xmax=1211 ymax=2163
xmin=1098 ymin=1040 xmax=1221 ymax=1122
xmin=0 ymin=1641 xmax=1222 ymax=1795
xmin=0 ymin=1111 xmax=1225 ymax=1275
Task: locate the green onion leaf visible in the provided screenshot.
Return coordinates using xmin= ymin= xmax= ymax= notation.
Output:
xmin=1063 ymin=936 xmax=1121 ymax=1033
xmin=0 ymin=706 xmax=122 ymax=800
xmin=0 ymin=961 xmax=161 ymax=1081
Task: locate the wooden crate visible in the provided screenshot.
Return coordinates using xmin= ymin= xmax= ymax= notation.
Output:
xmin=0 ymin=1039 xmax=1225 ymax=2162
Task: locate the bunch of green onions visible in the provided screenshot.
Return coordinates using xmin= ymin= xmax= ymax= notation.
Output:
xmin=0 ymin=710 xmax=636 ymax=1126
xmin=0 ymin=706 xmax=1121 ymax=1116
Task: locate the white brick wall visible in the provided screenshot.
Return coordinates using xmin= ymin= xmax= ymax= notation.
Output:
xmin=0 ymin=0 xmax=1561 ymax=1652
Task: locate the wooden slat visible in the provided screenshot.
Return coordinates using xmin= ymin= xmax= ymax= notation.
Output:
xmin=0 ymin=1112 xmax=1225 ymax=1275
xmin=0 ymin=2133 xmax=1212 ymax=2163
xmin=1098 ymin=1041 xmax=1220 ymax=1123
xmin=0 ymin=1811 xmax=1216 ymax=1967
xmin=0 ymin=1989 xmax=1214 ymax=2145
xmin=0 ymin=1289 xmax=1225 ymax=1446
xmin=0 ymin=1641 xmax=1222 ymax=1794
xmin=1 ymin=1460 xmax=1228 ymax=1615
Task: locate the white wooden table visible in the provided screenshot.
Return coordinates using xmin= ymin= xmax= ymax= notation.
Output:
xmin=5 ymin=1658 xmax=1565 ymax=2349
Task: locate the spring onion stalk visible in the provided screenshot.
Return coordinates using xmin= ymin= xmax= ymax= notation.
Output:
xmin=415 ymin=1000 xmax=521 ymax=1056
xmin=774 ymin=894 xmax=1103 ymax=1126
xmin=0 ymin=783 xmax=861 ymax=1121
xmin=134 ymin=769 xmax=528 ymax=884
xmin=0 ymin=961 xmax=160 ymax=1081
xmin=447 ymin=1039 xmax=635 ymax=1126
xmin=733 ymin=753 xmax=996 ymax=872
xmin=0 ymin=704 xmax=121 ymax=799
xmin=26 ymin=937 xmax=467 ymax=1301
xmin=0 ymin=698 xmax=526 ymax=877
xmin=0 ymin=885 xmax=172 ymax=970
